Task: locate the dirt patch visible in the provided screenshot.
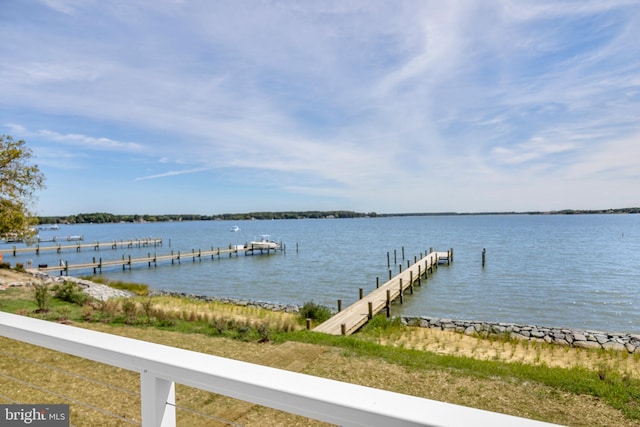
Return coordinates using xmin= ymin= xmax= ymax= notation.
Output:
xmin=0 ymin=268 xmax=40 ymax=289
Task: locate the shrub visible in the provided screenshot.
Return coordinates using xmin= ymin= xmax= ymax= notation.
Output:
xmin=121 ymin=299 xmax=138 ymax=323
xmin=52 ymin=281 xmax=88 ymax=305
xmin=299 ymin=301 xmax=332 ymax=324
xmin=361 ymin=314 xmax=405 ymax=333
xmin=32 ymin=283 xmax=51 ymax=312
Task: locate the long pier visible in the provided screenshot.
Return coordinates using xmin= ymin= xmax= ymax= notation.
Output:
xmin=0 ymin=238 xmax=164 ymax=256
xmin=36 ymin=243 xmax=284 ymax=276
xmin=313 ymin=249 xmax=452 ymax=336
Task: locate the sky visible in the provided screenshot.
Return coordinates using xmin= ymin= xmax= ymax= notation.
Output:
xmin=1 ymin=1 xmax=639 ymax=216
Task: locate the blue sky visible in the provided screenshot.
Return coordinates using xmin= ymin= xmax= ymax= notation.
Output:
xmin=1 ymin=1 xmax=639 ymax=215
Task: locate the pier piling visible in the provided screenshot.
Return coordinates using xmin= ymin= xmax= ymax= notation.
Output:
xmin=314 ymin=249 xmax=451 ymax=335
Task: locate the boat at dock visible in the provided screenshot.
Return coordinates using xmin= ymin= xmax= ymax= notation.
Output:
xmin=229 ymin=225 xmax=240 ymax=232
xmin=38 ymin=224 xmax=60 ymax=231
xmin=249 ymin=235 xmax=280 ymax=250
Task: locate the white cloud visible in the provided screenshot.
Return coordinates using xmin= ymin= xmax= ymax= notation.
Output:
xmin=135 ymin=168 xmax=209 ymax=181
xmin=2 ymin=1 xmax=639 ymax=213
xmin=38 ymin=0 xmax=85 ymax=15
xmin=492 ymin=138 xmax=576 ymax=165
xmin=34 ymin=129 xmax=144 ymax=152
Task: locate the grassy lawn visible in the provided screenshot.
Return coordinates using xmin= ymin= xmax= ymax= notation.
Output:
xmin=1 ymin=283 xmax=639 ymax=426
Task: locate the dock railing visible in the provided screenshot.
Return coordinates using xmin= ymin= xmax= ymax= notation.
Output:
xmin=0 ymin=312 xmax=558 ymax=426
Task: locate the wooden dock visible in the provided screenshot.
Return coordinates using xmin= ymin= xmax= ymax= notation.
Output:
xmin=36 ymin=242 xmax=284 ymax=276
xmin=313 ymin=249 xmax=452 ymax=336
xmin=0 ymin=238 xmax=164 ymax=256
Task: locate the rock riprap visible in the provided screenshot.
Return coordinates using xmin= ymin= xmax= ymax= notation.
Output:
xmin=405 ymin=316 xmax=640 ymax=353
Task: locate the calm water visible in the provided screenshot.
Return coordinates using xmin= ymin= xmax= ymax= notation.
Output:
xmin=5 ymin=215 xmax=639 ymax=333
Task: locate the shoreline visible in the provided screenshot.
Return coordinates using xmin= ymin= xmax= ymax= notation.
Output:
xmin=152 ymin=290 xmax=640 ymax=353
xmin=5 ymin=269 xmax=640 ymax=352
xmin=403 ymin=316 xmax=640 ymax=354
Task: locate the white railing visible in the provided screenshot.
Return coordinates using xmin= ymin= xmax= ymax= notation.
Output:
xmin=0 ymin=312 xmax=559 ymax=426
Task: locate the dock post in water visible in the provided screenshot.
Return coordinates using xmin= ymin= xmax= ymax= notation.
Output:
xmin=409 ymin=271 xmax=414 ymax=294
xmin=386 ymin=290 xmax=391 ymax=318
xmin=313 ymin=248 xmax=453 ymax=336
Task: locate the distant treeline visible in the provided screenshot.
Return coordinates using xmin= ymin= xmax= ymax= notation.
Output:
xmin=530 ymin=208 xmax=640 ymax=215
xmin=376 ymin=207 xmax=640 ymax=217
xmin=37 ymin=207 xmax=639 ymax=225
xmin=37 ymin=211 xmax=376 ymax=224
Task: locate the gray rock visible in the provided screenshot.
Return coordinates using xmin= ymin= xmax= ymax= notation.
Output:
xmin=573 ymin=333 xmax=587 ymax=341
xmin=573 ymin=340 xmax=602 ymax=350
xmin=602 ymin=342 xmax=626 ymax=352
xmin=594 ymin=334 xmax=609 ymax=345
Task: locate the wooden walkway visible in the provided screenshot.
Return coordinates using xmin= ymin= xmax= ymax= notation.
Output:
xmin=0 ymin=238 xmax=163 ymax=256
xmin=313 ymin=249 xmax=452 ymax=336
xmin=36 ymin=243 xmax=283 ymax=276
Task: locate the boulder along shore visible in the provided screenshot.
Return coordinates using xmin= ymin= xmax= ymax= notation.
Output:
xmin=404 ymin=316 xmax=640 ymax=354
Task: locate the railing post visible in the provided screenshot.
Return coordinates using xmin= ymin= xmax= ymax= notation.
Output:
xmin=141 ymin=371 xmax=176 ymax=427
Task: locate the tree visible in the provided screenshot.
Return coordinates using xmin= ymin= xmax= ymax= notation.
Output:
xmin=0 ymin=135 xmax=46 ymax=239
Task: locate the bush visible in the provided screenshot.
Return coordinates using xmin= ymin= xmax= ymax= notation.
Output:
xmin=121 ymin=299 xmax=138 ymax=323
xmin=299 ymin=301 xmax=332 ymax=324
xmin=32 ymin=283 xmax=51 ymax=312
xmin=52 ymin=281 xmax=88 ymax=305
xmin=361 ymin=314 xmax=405 ymax=333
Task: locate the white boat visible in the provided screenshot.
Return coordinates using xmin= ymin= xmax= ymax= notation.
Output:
xmin=230 ymin=225 xmax=240 ymax=232
xmin=249 ymin=235 xmax=280 ymax=250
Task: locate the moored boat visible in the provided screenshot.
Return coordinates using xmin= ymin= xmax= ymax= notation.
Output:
xmin=249 ymin=235 xmax=280 ymax=250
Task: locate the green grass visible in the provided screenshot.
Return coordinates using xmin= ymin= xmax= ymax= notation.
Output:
xmin=2 ymin=288 xmax=639 ymax=422
xmin=80 ymin=275 xmax=150 ymax=295
xmin=273 ymin=329 xmax=640 ymax=421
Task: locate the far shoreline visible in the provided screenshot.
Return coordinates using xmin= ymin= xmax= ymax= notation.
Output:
xmin=34 ymin=206 xmax=640 ymax=225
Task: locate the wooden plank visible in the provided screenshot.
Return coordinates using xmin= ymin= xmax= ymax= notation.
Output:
xmin=0 ymin=238 xmax=163 ymax=255
xmin=35 ymin=245 xmax=281 ymax=274
xmin=313 ymin=251 xmax=450 ymax=336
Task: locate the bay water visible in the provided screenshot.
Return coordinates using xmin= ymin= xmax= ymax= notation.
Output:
xmin=5 ymin=214 xmax=639 ymax=333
